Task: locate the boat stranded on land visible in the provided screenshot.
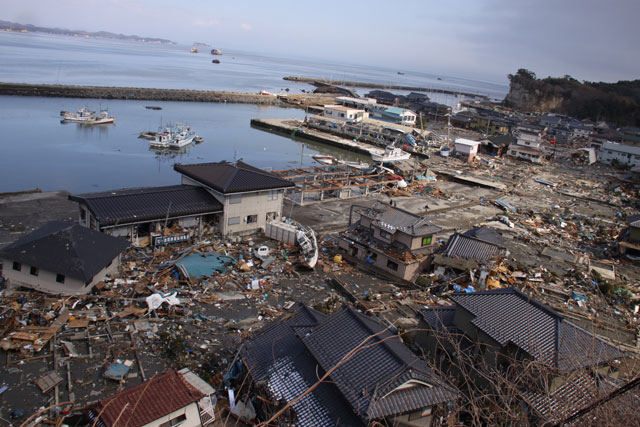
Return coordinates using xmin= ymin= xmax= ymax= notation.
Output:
xmin=60 ymin=107 xmax=115 ymax=125
xmin=370 ymin=144 xmax=411 ymax=163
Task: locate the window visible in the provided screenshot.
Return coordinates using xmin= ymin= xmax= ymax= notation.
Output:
xmin=56 ymin=274 xmax=65 ymax=283
xmin=246 ymin=215 xmax=257 ymax=224
xmin=266 ymin=212 xmax=277 ymax=221
xmin=159 ymin=414 xmax=187 ymax=427
xmin=421 ymin=236 xmax=432 ymax=246
xmin=30 ymin=266 xmax=39 ymax=276
xmin=229 ymin=194 xmax=242 ymax=204
xmin=80 ymin=209 xmax=86 ymax=221
xmin=267 ymin=190 xmax=278 ymax=201
xmin=12 ymin=262 xmax=21 ymax=271
xmin=228 ymin=216 xmax=240 ymax=225
xmin=380 ymin=230 xmax=391 ymax=239
xmin=387 ymin=260 xmax=399 ymax=271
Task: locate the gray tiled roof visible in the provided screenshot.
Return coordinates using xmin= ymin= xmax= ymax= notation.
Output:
xmin=174 ymin=161 xmax=295 ymax=194
xmin=449 ymin=288 xmax=623 ymax=370
xmin=443 ymin=232 xmax=506 ymax=262
xmin=463 ymin=225 xmax=505 ymax=245
xmin=0 ymin=221 xmax=129 ymax=283
xmin=361 ymin=201 xmax=441 ymax=236
xmin=241 ymin=304 xmax=363 ymax=427
xmin=70 ymin=185 xmax=223 ymax=227
xmin=300 ymin=306 xmax=458 ymax=420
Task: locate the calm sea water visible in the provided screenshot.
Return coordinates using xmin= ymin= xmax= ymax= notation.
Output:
xmin=0 ymin=32 xmax=508 ymax=194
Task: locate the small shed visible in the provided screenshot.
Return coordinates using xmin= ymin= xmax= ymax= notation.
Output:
xmin=454 ymin=138 xmax=481 ymax=162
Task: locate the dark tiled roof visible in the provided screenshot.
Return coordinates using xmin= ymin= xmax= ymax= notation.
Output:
xmin=88 ymin=370 xmax=204 ymax=427
xmin=421 ymin=306 xmax=457 ymax=332
xmin=449 ymin=288 xmax=623 ymax=370
xmin=300 ymin=306 xmax=458 ymax=420
xmin=487 ymin=135 xmax=517 ymax=147
xmin=174 ymin=161 xmax=295 ymax=194
xmin=521 ymin=370 xmax=600 ymax=422
xmin=361 ymin=201 xmax=441 ymax=237
xmin=241 ymin=304 xmax=363 ymax=427
xmin=443 ymin=232 xmax=506 ymax=262
xmin=463 ymin=225 xmax=505 ymax=245
xmin=0 ymin=221 xmax=129 ymax=283
xmin=69 ymin=185 xmax=222 ymax=227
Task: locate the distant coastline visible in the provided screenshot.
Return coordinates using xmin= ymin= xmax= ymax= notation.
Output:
xmin=0 ymin=20 xmax=175 ymax=44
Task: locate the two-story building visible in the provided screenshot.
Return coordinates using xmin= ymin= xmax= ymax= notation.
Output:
xmin=507 ymin=124 xmax=546 ymax=163
xmin=242 ymin=303 xmax=459 ymax=427
xmin=416 ymin=287 xmax=623 ymax=424
xmin=174 ymin=161 xmax=296 ymax=236
xmin=338 ymin=201 xmax=441 ymax=282
xmin=598 ymin=141 xmax=640 ymax=168
xmin=70 ymin=161 xmax=295 ymax=241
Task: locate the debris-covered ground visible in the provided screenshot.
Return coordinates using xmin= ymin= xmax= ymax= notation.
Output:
xmin=1 ymin=146 xmax=639 ymax=425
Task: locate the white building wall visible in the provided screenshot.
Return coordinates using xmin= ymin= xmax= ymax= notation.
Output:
xmin=141 ymin=402 xmax=201 ymax=427
xmin=599 ymin=146 xmax=640 ymax=167
xmin=222 ymin=190 xmax=284 ymax=236
xmin=1 ymin=256 xmax=120 ymax=295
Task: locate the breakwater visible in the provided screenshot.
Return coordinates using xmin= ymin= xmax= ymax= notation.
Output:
xmin=0 ymin=82 xmax=334 ymax=107
xmin=283 ymin=76 xmax=489 ymax=99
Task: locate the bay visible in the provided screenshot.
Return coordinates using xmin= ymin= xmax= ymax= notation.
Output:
xmin=0 ymin=96 xmax=368 ymax=193
xmin=0 ymin=31 xmax=509 ymax=194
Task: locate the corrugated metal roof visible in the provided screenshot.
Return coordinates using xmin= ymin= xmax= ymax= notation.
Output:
xmin=70 ymin=185 xmax=222 ymax=227
xmin=443 ymin=233 xmax=506 ymax=262
xmin=0 ymin=221 xmax=129 ymax=283
xmin=174 ymin=161 xmax=295 ymax=194
xmin=88 ymin=370 xmax=203 ymax=427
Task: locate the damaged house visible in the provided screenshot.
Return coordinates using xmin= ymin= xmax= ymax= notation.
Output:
xmin=415 ymin=287 xmax=624 ymax=424
xmin=87 ymin=369 xmax=216 ymax=427
xmin=241 ymin=303 xmax=459 ymax=427
xmin=69 ymin=161 xmax=295 ymax=242
xmin=338 ymin=201 xmax=442 ymax=282
xmin=432 ymin=226 xmax=508 ymax=285
xmin=0 ymin=221 xmax=129 ymax=295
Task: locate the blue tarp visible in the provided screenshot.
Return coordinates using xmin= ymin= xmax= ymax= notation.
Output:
xmin=177 ymin=252 xmax=236 ymax=278
xmin=104 ymin=361 xmax=131 ymax=381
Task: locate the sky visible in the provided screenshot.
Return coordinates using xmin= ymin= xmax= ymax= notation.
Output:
xmin=3 ymin=0 xmax=639 ymax=85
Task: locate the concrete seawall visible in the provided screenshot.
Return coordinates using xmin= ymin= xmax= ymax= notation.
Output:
xmin=0 ymin=82 xmax=335 ymax=107
xmin=283 ymin=76 xmax=490 ymax=99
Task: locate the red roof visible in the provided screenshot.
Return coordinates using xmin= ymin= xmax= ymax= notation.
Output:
xmin=89 ymin=370 xmax=204 ymax=427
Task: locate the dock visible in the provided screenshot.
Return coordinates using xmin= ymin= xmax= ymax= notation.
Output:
xmin=250 ymin=118 xmax=385 ymax=158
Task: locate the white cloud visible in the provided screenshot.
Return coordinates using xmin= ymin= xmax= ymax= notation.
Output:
xmin=240 ymin=23 xmax=252 ymax=31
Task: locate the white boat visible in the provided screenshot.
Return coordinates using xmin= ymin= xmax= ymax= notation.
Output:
xmin=148 ymin=123 xmax=197 ymax=149
xmin=370 ymin=145 xmax=411 ymax=163
xmin=337 ymin=159 xmax=371 ymax=170
xmin=60 ymin=107 xmax=115 ymax=124
xmin=312 ymin=155 xmax=336 ymax=165
xmin=296 ymin=225 xmax=318 ymax=269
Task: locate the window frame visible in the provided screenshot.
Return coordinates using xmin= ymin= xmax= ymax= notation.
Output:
xmin=30 ymin=266 xmax=39 ymax=276
xmin=228 ymin=216 xmax=240 ymax=225
xmin=12 ymin=261 xmax=21 ymax=271
xmin=56 ymin=274 xmax=65 ymax=283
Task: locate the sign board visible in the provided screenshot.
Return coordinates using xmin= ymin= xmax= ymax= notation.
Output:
xmin=154 ymin=233 xmax=191 ymax=246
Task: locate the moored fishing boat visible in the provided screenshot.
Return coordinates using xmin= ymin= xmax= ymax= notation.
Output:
xmin=60 ymin=107 xmax=115 ymax=124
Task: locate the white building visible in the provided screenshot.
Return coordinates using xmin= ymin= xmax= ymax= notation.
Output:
xmin=598 ymin=141 xmax=640 ymax=167
xmin=323 ymin=105 xmax=368 ymax=123
xmin=454 ymin=138 xmax=481 ymax=162
xmin=175 ymin=161 xmax=295 ymax=236
xmin=0 ymin=221 xmax=129 ymax=295
xmin=507 ymin=125 xmax=545 ymax=163
xmin=335 ymin=96 xmax=378 ymax=111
